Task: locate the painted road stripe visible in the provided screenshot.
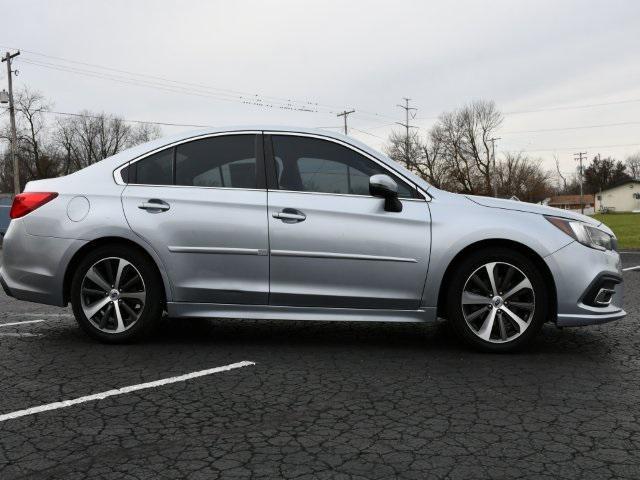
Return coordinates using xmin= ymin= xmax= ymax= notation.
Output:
xmin=1 ymin=313 xmax=74 ymax=318
xmin=0 ymin=332 xmax=43 ymax=337
xmin=0 ymin=319 xmax=46 ymax=327
xmin=0 ymin=361 xmax=255 ymax=423
xmin=623 ymin=265 xmax=640 ymax=272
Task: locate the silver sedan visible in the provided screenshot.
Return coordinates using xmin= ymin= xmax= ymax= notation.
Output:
xmin=0 ymin=127 xmax=625 ymax=352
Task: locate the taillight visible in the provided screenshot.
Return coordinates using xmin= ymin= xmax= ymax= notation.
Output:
xmin=9 ymin=192 xmax=58 ymax=219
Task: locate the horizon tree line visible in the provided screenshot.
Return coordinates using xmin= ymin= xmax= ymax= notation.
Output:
xmin=1 ymin=89 xmax=638 ymax=199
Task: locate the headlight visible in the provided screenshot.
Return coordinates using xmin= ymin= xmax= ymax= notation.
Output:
xmin=545 ymin=216 xmax=616 ymax=251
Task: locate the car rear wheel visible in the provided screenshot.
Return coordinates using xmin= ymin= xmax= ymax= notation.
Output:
xmin=445 ymin=248 xmax=549 ymax=353
xmin=70 ymin=245 xmax=163 ymax=343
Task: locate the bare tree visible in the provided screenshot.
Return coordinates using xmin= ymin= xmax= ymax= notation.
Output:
xmin=128 ymin=122 xmax=162 ymax=148
xmin=384 ymin=129 xmax=423 ymax=172
xmin=626 ymin=152 xmax=640 ymax=179
xmin=495 ymin=152 xmax=552 ymax=202
xmin=52 ymin=112 xmax=161 ymax=171
xmin=0 ymin=88 xmax=61 ymax=190
xmin=554 ymin=154 xmax=567 ymax=192
xmin=1 ymin=88 xmax=162 ymax=191
xmin=384 ymin=99 xmax=556 ymax=199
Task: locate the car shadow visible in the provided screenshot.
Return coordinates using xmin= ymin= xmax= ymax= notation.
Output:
xmin=141 ymin=316 xmax=614 ymax=357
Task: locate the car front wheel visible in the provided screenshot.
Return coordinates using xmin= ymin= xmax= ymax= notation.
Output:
xmin=70 ymin=245 xmax=163 ymax=343
xmin=446 ymin=248 xmax=549 ymax=352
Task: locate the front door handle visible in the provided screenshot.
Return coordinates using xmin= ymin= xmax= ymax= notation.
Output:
xmin=273 ymin=208 xmax=306 ymax=223
xmin=138 ymin=199 xmax=170 ymax=212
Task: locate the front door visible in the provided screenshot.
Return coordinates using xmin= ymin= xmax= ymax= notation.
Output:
xmin=121 ymin=133 xmax=269 ymax=304
xmin=266 ymin=134 xmax=431 ymax=310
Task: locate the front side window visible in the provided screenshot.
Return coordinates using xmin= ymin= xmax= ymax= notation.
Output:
xmin=176 ymin=135 xmax=257 ymax=189
xmin=271 ymin=135 xmax=414 ymax=198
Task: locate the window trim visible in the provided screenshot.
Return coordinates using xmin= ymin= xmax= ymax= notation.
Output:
xmin=113 ymin=130 xmax=430 ymax=201
xmin=113 ymin=131 xmax=265 ymax=191
xmin=263 ymin=131 xmax=427 ymax=201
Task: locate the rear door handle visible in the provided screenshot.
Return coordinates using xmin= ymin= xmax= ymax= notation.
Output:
xmin=273 ymin=208 xmax=306 ymax=223
xmin=138 ymin=199 xmax=170 ymax=212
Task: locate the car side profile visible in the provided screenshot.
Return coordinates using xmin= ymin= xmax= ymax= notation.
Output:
xmin=0 ymin=127 xmax=625 ymax=352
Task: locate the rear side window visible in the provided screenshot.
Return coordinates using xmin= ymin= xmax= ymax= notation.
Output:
xmin=175 ymin=135 xmax=257 ymax=189
xmin=127 ymin=149 xmax=174 ymax=185
xmin=271 ymin=135 xmax=415 ymax=198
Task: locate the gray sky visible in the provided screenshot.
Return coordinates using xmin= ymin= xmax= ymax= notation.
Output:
xmin=2 ymin=0 xmax=640 ymax=175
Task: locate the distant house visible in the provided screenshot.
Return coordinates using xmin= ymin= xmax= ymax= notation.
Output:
xmin=546 ymin=194 xmax=595 ymax=214
xmin=595 ymin=179 xmax=640 ymax=213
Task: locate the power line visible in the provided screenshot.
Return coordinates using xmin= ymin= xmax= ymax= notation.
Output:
xmin=44 ymin=110 xmax=214 ymax=128
xmin=501 ymin=120 xmax=640 ymax=135
xmin=5 ymin=46 xmax=337 ymax=110
xmin=414 ymin=98 xmax=640 ymax=121
xmin=505 ymin=99 xmax=640 ymax=115
xmin=20 ymin=58 xmax=323 ymax=113
xmin=8 ymin=46 xmax=400 ymax=122
xmin=504 ymin=142 xmax=640 ymax=153
xmin=349 ymin=127 xmax=385 ymax=140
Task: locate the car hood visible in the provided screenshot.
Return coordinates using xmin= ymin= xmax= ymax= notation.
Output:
xmin=464 ymin=195 xmax=601 ymax=226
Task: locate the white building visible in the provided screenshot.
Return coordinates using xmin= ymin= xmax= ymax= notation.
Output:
xmin=595 ymin=180 xmax=640 ymax=213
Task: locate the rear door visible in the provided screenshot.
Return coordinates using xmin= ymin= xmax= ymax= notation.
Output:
xmin=265 ymin=134 xmax=431 ymax=310
xmin=121 ymin=132 xmax=269 ymax=304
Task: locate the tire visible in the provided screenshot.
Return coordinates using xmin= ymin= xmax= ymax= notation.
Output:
xmin=70 ymin=244 xmax=164 ymax=343
xmin=445 ymin=247 xmax=549 ymax=353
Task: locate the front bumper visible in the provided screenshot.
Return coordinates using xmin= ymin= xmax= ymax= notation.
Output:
xmin=545 ymin=241 xmax=626 ymax=327
xmin=0 ymin=219 xmax=85 ymax=307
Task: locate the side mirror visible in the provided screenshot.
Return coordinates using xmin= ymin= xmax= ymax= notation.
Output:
xmin=369 ymin=174 xmax=403 ymax=212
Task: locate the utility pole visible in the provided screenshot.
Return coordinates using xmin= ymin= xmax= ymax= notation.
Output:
xmin=489 ymin=137 xmax=501 ymax=197
xmin=2 ymin=50 xmax=20 ymax=195
xmin=396 ymin=98 xmax=418 ymax=166
xmin=574 ymin=151 xmax=587 ymax=214
xmin=336 ymin=109 xmax=355 ymax=135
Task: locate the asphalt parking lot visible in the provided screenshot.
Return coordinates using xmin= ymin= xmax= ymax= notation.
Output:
xmin=0 ymin=251 xmax=639 ymax=480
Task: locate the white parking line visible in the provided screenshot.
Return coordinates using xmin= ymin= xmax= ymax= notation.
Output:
xmin=623 ymin=265 xmax=640 ymax=272
xmin=0 ymin=361 xmax=255 ymax=423
xmin=0 ymin=319 xmax=46 ymax=327
xmin=1 ymin=313 xmax=74 ymax=318
xmin=0 ymin=332 xmax=43 ymax=338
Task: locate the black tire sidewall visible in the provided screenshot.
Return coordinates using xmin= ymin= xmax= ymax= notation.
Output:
xmin=70 ymin=245 xmax=163 ymax=343
xmin=446 ymin=248 xmax=549 ymax=353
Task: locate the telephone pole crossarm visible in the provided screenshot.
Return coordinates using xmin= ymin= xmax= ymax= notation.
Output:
xmin=336 ymin=109 xmax=355 ymax=135
xmin=2 ymin=50 xmax=21 ymax=195
xmin=489 ymin=137 xmax=501 ymax=198
xmin=396 ymin=98 xmax=418 ymax=167
xmin=574 ymin=151 xmax=588 ymax=215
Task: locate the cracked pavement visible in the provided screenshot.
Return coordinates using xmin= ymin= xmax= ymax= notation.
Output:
xmin=0 ymin=251 xmax=639 ymax=479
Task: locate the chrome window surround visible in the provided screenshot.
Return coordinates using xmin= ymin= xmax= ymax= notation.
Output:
xmin=113 ymin=130 xmax=431 ymax=201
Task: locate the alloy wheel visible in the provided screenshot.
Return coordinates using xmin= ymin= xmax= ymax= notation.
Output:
xmin=461 ymin=262 xmax=535 ymax=343
xmin=80 ymin=257 xmax=146 ymax=333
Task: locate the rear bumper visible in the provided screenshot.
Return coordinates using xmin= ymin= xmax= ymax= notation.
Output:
xmin=0 ymin=219 xmax=85 ymax=307
xmin=545 ymin=241 xmax=626 ymax=327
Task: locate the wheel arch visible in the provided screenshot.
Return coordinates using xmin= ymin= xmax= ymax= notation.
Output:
xmin=436 ymin=238 xmax=557 ymax=321
xmin=63 ymin=236 xmax=172 ymax=306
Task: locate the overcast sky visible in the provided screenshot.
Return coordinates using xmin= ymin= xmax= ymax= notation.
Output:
xmin=1 ymin=0 xmax=639 ymax=175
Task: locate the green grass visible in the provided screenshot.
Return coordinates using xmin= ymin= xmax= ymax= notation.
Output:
xmin=592 ymin=212 xmax=640 ymax=250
